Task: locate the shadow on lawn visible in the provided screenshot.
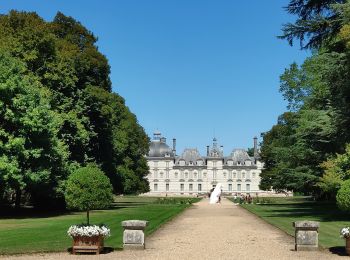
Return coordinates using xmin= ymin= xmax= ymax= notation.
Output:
xmin=256 ymin=202 xmax=350 ymax=222
xmin=0 ymin=201 xmax=145 ymax=219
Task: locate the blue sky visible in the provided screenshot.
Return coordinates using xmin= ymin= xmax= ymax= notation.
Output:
xmin=1 ymin=1 xmax=309 ymax=155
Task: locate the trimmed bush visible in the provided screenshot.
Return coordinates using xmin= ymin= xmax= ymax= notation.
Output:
xmin=336 ymin=179 xmax=350 ymax=211
xmin=65 ymin=166 xmax=113 ymax=224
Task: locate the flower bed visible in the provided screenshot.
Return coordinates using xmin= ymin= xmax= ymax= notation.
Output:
xmin=67 ymin=224 xmax=110 ymax=255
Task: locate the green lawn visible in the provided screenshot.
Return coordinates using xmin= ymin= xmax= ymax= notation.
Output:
xmin=0 ymin=196 xmax=200 ymax=254
xmin=233 ymin=196 xmax=350 ymax=249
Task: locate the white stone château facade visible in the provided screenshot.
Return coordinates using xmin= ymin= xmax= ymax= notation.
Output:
xmin=145 ymin=131 xmax=265 ymax=196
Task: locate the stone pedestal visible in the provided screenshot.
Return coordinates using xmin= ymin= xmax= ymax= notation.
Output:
xmin=293 ymin=221 xmax=320 ymax=251
xmin=122 ymin=220 xmax=148 ymax=250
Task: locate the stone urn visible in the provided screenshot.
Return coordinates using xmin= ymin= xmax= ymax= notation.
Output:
xmin=346 ymin=237 xmax=350 ymax=255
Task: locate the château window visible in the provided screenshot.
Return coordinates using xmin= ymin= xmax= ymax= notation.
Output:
xmin=189 ymin=184 xmax=193 ymax=191
xmin=242 ymin=172 xmax=245 ymax=179
xmin=232 ymin=171 xmax=236 ymax=178
xmin=180 ymin=183 xmax=184 ymax=191
xmin=237 ymin=184 xmax=241 ymax=191
xmin=154 ymin=183 xmax=158 ymax=191
xmin=246 ymin=184 xmax=250 ymax=191
xmin=252 ymin=172 xmax=256 ymax=178
xmin=198 ymin=184 xmax=202 ymax=191
xmin=228 ymin=184 xmax=232 ymax=191
xmin=175 ymin=172 xmax=178 ymax=178
xmin=185 ymin=172 xmax=188 ymax=179
xmin=194 ymin=172 xmax=197 ymax=179
xmin=166 ymin=183 xmax=169 ymax=191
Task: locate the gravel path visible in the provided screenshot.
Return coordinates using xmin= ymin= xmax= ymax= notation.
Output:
xmin=1 ymin=198 xmax=345 ymax=260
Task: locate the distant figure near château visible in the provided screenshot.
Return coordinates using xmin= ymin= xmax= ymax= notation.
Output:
xmin=209 ymin=183 xmax=223 ymax=204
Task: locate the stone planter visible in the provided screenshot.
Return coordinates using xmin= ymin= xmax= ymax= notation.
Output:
xmin=346 ymin=237 xmax=350 ymax=255
xmin=293 ymin=220 xmax=320 ymax=251
xmin=72 ymin=235 xmax=104 ymax=255
xmin=122 ymin=220 xmax=148 ymax=250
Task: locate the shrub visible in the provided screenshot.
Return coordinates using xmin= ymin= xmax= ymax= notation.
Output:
xmin=336 ymin=179 xmax=350 ymax=211
xmin=65 ymin=166 xmax=113 ymax=224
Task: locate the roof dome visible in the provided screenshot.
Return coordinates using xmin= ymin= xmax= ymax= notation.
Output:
xmin=148 ymin=131 xmax=174 ymax=157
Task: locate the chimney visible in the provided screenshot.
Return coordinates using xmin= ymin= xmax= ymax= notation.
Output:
xmin=206 ymin=145 xmax=210 ymax=156
xmin=172 ymin=138 xmax=176 ymax=155
xmin=253 ymin=136 xmax=258 ymax=158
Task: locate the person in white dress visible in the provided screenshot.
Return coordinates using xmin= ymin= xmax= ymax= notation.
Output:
xmin=209 ymin=183 xmax=223 ymax=204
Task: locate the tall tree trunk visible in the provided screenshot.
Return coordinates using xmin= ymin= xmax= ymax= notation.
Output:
xmin=15 ymin=188 xmax=21 ymax=209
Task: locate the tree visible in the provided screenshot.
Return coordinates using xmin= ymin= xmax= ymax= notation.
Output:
xmin=0 ymin=51 xmax=69 ymax=208
xmin=0 ymin=10 xmax=150 ymax=205
xmin=280 ymin=0 xmax=345 ymax=49
xmin=318 ymin=144 xmax=350 ymax=198
xmin=259 ymin=1 xmax=350 ymax=197
xmin=64 ymin=166 xmax=113 ymax=225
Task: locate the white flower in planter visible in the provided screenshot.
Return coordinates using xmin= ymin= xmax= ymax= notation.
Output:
xmin=340 ymin=227 xmax=350 ymax=238
xmin=67 ymin=224 xmax=111 ymax=238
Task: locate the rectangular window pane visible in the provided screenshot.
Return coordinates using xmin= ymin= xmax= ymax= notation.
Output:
xmin=180 ymin=184 xmax=184 ymax=191
xmin=154 ymin=183 xmax=158 ymax=191
xmin=246 ymin=184 xmax=250 ymax=191
xmin=166 ymin=183 xmax=169 ymax=191
xmin=228 ymin=184 xmax=232 ymax=191
xmin=198 ymin=184 xmax=202 ymax=191
xmin=189 ymin=184 xmax=193 ymax=191
xmin=237 ymin=184 xmax=241 ymax=191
